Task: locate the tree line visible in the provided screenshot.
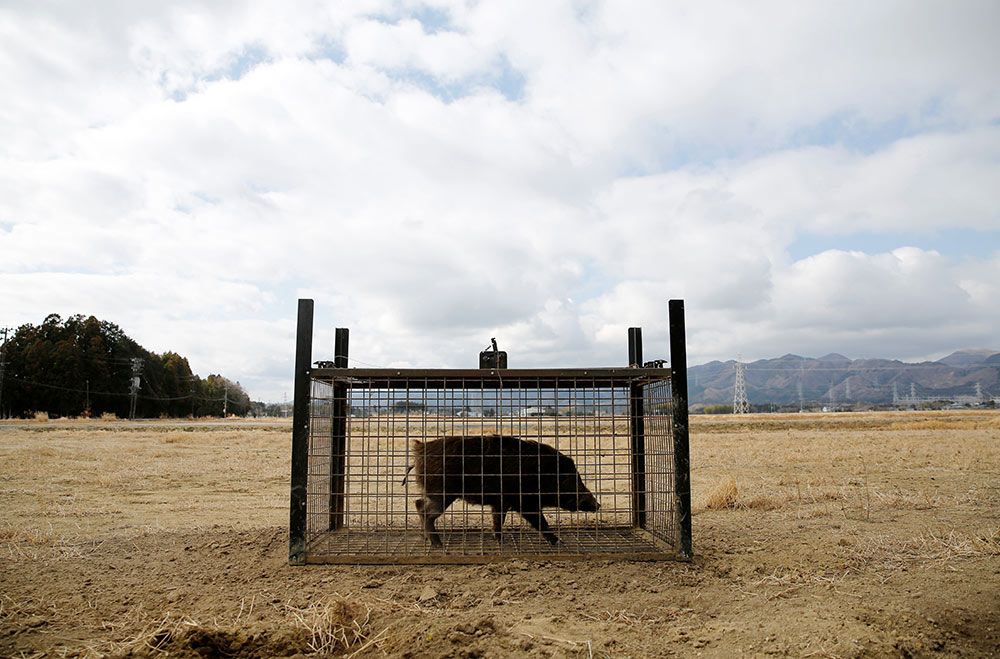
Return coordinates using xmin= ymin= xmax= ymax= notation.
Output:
xmin=1 ymin=314 xmax=254 ymax=419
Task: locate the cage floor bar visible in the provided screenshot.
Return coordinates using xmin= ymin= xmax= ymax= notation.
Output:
xmin=303 ymin=526 xmax=677 ymax=564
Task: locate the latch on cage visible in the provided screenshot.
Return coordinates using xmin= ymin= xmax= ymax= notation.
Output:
xmin=479 ymin=337 xmax=508 ymax=369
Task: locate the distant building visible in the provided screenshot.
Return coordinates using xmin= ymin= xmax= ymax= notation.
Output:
xmin=519 ymin=406 xmax=556 ymax=417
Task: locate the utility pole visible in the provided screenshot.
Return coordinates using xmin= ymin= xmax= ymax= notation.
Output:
xmin=0 ymin=327 xmax=10 ymax=419
xmin=223 ymin=381 xmax=228 ymax=417
xmin=129 ymin=357 xmax=143 ymax=420
xmin=798 ymin=365 xmax=805 ymax=413
xmin=85 ymin=380 xmax=90 ymax=414
xmin=733 ymin=359 xmax=751 ymax=414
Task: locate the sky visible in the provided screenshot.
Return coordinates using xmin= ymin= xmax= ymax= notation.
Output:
xmin=1 ymin=1 xmax=998 ymax=402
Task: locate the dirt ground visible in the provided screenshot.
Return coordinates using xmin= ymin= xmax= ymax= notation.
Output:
xmin=1 ymin=411 xmax=998 ymax=658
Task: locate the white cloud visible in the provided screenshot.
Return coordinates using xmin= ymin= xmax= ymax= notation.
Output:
xmin=729 ymin=129 xmax=1000 ymax=234
xmin=1 ymin=1 xmax=998 ymax=400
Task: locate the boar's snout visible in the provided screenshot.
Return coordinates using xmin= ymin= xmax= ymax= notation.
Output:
xmin=579 ymin=492 xmax=600 ymax=512
xmin=560 ymin=475 xmax=600 ymax=512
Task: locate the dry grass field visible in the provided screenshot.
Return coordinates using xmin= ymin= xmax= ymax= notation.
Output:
xmin=1 ymin=411 xmax=998 ymax=657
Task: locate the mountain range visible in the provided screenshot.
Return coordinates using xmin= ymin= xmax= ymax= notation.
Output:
xmin=689 ymin=348 xmax=1000 ymax=407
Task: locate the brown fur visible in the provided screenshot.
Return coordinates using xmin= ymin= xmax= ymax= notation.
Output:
xmin=407 ymin=434 xmax=599 ymax=548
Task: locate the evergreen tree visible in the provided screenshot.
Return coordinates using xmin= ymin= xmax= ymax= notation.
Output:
xmin=2 ymin=314 xmax=253 ymax=419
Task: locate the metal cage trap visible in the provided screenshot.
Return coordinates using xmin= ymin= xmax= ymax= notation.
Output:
xmin=288 ymin=300 xmax=692 ymax=564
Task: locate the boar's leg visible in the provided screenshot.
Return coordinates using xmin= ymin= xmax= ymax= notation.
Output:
xmin=519 ymin=507 xmax=560 ymax=546
xmin=491 ymin=505 xmax=507 ymax=543
xmin=417 ymin=494 xmax=455 ymax=549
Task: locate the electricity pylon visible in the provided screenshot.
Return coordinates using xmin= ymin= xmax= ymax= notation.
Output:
xmin=129 ymin=358 xmax=143 ymax=420
xmin=733 ymin=360 xmax=751 ymax=414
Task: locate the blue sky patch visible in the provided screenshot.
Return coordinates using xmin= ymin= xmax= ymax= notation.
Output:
xmin=389 ymin=56 xmax=524 ymax=103
xmin=213 ymin=44 xmax=272 ymax=83
xmin=788 ymin=228 xmax=1000 ymax=261
xmin=309 ymin=36 xmax=346 ymax=65
xmin=410 ymin=5 xmax=452 ymax=33
xmin=790 ymin=98 xmax=949 ymax=154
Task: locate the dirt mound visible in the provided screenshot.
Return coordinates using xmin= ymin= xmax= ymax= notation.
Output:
xmin=94 ymin=596 xmax=374 ymax=658
xmin=146 ymin=624 xmax=308 ymax=658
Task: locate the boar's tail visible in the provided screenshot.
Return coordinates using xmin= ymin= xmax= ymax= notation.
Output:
xmin=400 ymin=440 xmax=425 ymax=486
xmin=399 ymin=439 xmax=424 ymax=485
xmin=399 ymin=464 xmax=413 ymax=486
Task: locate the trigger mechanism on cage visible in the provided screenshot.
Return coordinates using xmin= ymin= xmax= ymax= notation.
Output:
xmin=479 ymin=337 xmax=508 ymax=369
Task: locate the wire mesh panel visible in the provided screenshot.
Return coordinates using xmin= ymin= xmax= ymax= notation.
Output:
xmin=298 ymin=370 xmax=682 ymax=563
xmin=643 ymin=379 xmax=676 ymax=548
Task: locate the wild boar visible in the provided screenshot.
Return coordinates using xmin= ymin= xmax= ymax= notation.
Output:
xmin=407 ymin=434 xmax=600 ymax=548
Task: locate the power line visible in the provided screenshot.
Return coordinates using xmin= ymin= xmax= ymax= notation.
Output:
xmin=2 ymin=374 xmax=226 ymax=401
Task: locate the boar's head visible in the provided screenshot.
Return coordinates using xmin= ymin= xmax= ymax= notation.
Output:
xmin=557 ymin=472 xmax=600 ymax=513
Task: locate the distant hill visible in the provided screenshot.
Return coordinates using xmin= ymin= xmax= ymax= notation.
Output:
xmin=690 ymin=350 xmax=999 ymax=407
xmin=937 ymin=349 xmax=999 ymax=366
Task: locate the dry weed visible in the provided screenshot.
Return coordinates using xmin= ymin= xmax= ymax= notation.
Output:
xmin=285 ymin=595 xmax=377 ymax=655
xmin=741 ymin=495 xmax=784 ymax=510
xmin=161 ymin=432 xmax=192 ymax=444
xmin=0 ymin=525 xmax=56 ymax=546
xmin=705 ymin=477 xmax=739 ymax=510
xmin=888 ymin=417 xmax=1000 ymax=431
xmin=734 ymin=567 xmax=857 ymax=603
xmin=702 ymin=477 xmax=791 ymax=511
xmin=581 ymin=609 xmax=667 ymax=626
xmin=106 ymin=613 xmax=203 ymax=655
xmin=915 ymin=528 xmax=1000 ymax=559
xmin=0 ymin=594 xmax=31 ymax=623
xmin=837 ymin=460 xmax=875 ymax=521
xmin=802 ymin=481 xmax=939 ymax=521
xmin=705 ymin=476 xmax=844 ymax=511
xmin=869 ymin=487 xmax=942 ymax=510
xmin=94 ymin=596 xmax=380 ymax=657
xmin=846 ymin=528 xmax=1000 ymax=582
